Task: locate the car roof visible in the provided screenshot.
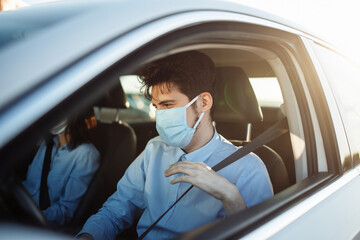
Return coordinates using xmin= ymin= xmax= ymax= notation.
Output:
xmin=0 ymin=0 xmax=320 ymax=112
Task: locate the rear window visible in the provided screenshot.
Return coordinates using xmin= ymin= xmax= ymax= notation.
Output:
xmin=249 ymin=77 xmax=284 ymax=107
xmin=120 ymin=75 xmax=155 ymax=121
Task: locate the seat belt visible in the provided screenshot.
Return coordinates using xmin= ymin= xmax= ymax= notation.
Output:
xmin=39 ymin=138 xmax=54 ymax=210
xmin=138 ymin=118 xmax=289 ymax=240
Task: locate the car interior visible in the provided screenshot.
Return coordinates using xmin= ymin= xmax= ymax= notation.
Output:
xmin=88 ymin=47 xmax=298 ymax=233
xmin=1 ymin=37 xmax=313 ymax=238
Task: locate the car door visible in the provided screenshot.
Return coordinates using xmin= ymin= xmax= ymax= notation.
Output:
xmin=98 ymin=11 xmax=348 ymax=240
xmin=173 ymin=22 xmax=360 ymax=240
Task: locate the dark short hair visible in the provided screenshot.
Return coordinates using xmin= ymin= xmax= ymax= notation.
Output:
xmin=138 ymin=51 xmax=216 ymax=105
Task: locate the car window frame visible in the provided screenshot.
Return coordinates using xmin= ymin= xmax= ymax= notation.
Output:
xmin=308 ymin=41 xmax=358 ymax=171
xmin=81 ymin=21 xmax=334 ymax=238
xmin=301 ymin=38 xmax=350 ymax=174
xmin=117 ymin=22 xmax=339 ymax=240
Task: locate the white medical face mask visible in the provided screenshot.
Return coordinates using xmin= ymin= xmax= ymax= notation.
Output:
xmin=50 ymin=119 xmax=67 ymax=135
xmin=155 ymin=95 xmax=205 ymax=148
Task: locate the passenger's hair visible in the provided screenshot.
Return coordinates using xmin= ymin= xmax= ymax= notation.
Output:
xmin=138 ymin=51 xmax=217 ymax=107
xmin=65 ymin=109 xmax=96 ymax=150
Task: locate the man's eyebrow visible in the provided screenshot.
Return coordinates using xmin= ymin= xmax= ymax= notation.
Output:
xmin=160 ymin=100 xmax=175 ymax=104
xmin=154 ymin=100 xmax=176 ymax=106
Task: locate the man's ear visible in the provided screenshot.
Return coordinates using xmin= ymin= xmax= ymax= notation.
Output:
xmin=199 ymin=92 xmax=213 ymax=112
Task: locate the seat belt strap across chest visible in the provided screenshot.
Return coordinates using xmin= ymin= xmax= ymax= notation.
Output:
xmin=39 ymin=139 xmax=54 ymax=210
xmin=138 ymin=118 xmax=289 ymax=240
xmin=212 ymin=118 xmax=288 ymax=172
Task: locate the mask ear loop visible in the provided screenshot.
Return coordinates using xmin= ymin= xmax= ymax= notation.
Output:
xmin=184 ymin=95 xmax=200 ymax=108
xmin=185 ymin=95 xmax=204 ymax=129
xmin=193 ymin=112 xmax=204 ymax=129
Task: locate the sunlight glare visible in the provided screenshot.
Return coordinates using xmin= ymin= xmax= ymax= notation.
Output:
xmin=237 ymin=0 xmax=360 ymax=64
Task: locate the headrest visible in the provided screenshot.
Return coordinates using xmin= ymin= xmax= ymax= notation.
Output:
xmin=96 ymin=83 xmax=128 ymax=109
xmin=214 ymin=67 xmax=263 ymax=123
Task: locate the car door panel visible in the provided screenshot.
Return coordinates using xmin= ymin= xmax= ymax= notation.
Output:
xmin=244 ymin=169 xmax=360 ymax=239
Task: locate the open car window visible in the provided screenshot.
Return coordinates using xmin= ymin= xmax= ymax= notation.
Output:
xmin=249 ymin=77 xmax=284 ymax=108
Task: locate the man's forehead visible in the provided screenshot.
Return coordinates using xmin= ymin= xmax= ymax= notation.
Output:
xmin=151 ymin=82 xmax=180 ymax=101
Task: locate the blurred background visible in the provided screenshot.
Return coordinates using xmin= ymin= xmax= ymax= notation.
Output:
xmin=1 ymin=0 xmax=360 ymax=64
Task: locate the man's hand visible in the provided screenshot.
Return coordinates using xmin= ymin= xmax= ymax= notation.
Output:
xmin=164 ymin=160 xmax=246 ymax=215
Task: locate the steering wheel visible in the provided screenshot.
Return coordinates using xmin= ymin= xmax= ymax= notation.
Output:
xmin=1 ymin=175 xmax=47 ymax=227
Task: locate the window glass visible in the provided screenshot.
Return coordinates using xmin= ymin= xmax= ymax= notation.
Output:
xmin=120 ymin=75 xmax=155 ymax=121
xmin=313 ymin=44 xmax=360 ymax=167
xmin=249 ymin=77 xmax=284 ymax=107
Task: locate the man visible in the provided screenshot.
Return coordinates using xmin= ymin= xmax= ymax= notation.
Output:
xmin=78 ymin=51 xmax=273 ymax=239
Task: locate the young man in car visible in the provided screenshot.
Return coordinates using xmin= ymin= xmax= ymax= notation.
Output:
xmin=78 ymin=51 xmax=273 ymax=240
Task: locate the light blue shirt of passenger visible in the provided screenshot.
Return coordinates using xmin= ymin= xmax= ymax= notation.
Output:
xmin=23 ymin=136 xmax=100 ymax=225
xmin=80 ymin=129 xmax=273 ymax=240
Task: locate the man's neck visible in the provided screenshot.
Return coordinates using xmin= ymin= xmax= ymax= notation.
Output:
xmin=182 ymin=121 xmax=215 ymax=154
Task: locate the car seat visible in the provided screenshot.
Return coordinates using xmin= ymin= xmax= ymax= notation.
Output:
xmin=214 ymin=66 xmax=289 ymax=194
xmin=70 ymin=83 xmax=137 ymax=228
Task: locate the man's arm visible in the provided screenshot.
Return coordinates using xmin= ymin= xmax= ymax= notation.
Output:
xmin=78 ymin=151 xmax=147 ymax=240
xmin=233 ymin=154 xmax=273 ymax=208
xmin=164 ymin=160 xmax=246 ymax=216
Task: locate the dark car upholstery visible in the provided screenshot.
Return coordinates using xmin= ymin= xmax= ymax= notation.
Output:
xmin=214 ymin=66 xmax=289 ymax=194
xmin=71 ymin=83 xmax=137 ymax=227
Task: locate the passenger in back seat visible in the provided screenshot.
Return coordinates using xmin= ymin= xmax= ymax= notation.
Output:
xmin=78 ymin=51 xmax=273 ymax=240
xmin=23 ymin=111 xmax=100 ymax=225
